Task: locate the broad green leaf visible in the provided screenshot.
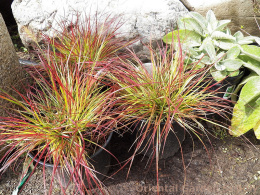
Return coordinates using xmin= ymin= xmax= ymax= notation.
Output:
xmin=239 ymin=102 xmax=260 ymax=134
xmin=189 ymin=12 xmax=207 ymax=31
xmin=241 ymin=45 xmax=260 ymax=62
xmin=215 ymin=20 xmax=231 ymax=32
xmin=199 ymin=56 xmax=211 ymax=64
xmin=184 ymin=57 xmax=194 ymax=65
xmin=254 ymin=120 xmax=260 ymax=139
xmin=210 ymin=69 xmax=227 ymax=81
xmin=196 ymin=62 xmax=206 ymax=68
xmin=206 ymin=10 xmax=217 ymax=24
xmin=193 ymin=52 xmax=204 ymax=59
xmin=230 ymin=100 xmax=260 ymax=137
xmin=177 ymin=17 xmax=187 ymax=29
xmin=231 ymin=72 xmax=258 ymax=101
xmin=233 ymin=31 xmax=244 ymax=41
xmin=239 ymin=55 xmax=260 ymax=75
xmin=193 ymin=53 xmax=212 ymax=65
xmin=225 ymin=27 xmax=231 ymax=35
xmin=256 ymin=97 xmax=260 ymax=106
xmin=206 ymin=10 xmax=218 ymax=33
xmin=178 ymin=17 xmax=201 ymax=33
xmin=231 ymin=77 xmax=260 ymax=138
xmin=226 ymin=46 xmax=241 ymax=59
xmin=185 ymin=46 xmax=199 ymax=56
xmin=211 ymin=31 xmax=236 ymax=41
xmin=214 ymin=62 xmax=226 ymax=71
xmin=216 ymin=52 xmax=226 ymax=60
xmin=228 ymin=70 xmax=240 ymax=77
xmin=199 ymin=37 xmax=216 ymax=60
xmin=207 ymin=23 xmax=213 ymax=35
xmin=213 ymin=40 xmax=235 ymax=50
xmin=181 ymin=17 xmax=204 ymax=36
xmin=238 ymin=36 xmax=256 ymax=45
xmin=221 ymin=59 xmax=243 ymax=71
xmin=238 ymin=76 xmax=260 ymax=105
xmin=256 ymin=37 xmax=260 ymax=46
xmin=162 ymin=29 xmax=201 ymax=47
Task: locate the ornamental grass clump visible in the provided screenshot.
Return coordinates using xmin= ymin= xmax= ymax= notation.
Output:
xmin=0 ymin=51 xmax=119 ymax=194
xmin=109 ymin=42 xmax=231 ymax=191
xmin=42 ymin=14 xmax=134 ymax=70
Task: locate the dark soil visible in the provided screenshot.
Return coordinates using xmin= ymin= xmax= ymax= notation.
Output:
xmin=1 ymin=127 xmax=260 ymax=195
xmin=102 ymin=130 xmax=260 ymax=195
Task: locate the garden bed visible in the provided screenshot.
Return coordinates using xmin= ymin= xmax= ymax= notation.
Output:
xmin=0 ymin=128 xmax=259 ymax=195
xmin=0 ymin=20 xmax=259 ymax=194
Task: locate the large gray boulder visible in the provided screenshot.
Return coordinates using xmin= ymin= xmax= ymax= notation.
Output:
xmin=184 ymin=0 xmax=260 ymax=36
xmin=0 ymin=13 xmax=24 ymax=117
xmin=11 ymin=0 xmax=188 ymax=48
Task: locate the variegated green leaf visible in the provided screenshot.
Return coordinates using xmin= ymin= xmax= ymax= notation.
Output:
xmin=230 ymin=77 xmax=260 ymax=138
xmin=177 ymin=18 xmax=186 ymax=29
xmin=189 ymin=12 xmax=207 ymax=30
xmin=226 ymin=46 xmax=241 ymax=59
xmin=196 ymin=62 xmax=206 ymax=68
xmin=215 ymin=20 xmax=231 ymax=32
xmin=162 ymin=29 xmax=202 ymax=47
xmin=238 ymin=76 xmax=260 ymax=105
xmin=180 ymin=17 xmax=204 ymax=36
xmin=207 ymin=23 xmax=213 ymax=35
xmin=256 ymin=37 xmax=260 ymax=46
xmin=206 ymin=10 xmax=218 ymax=33
xmin=225 ymin=27 xmax=231 ymax=35
xmin=186 ymin=46 xmax=199 ymax=56
xmin=231 ymin=71 xmax=258 ymax=101
xmin=256 ymin=97 xmax=260 ymax=106
xmin=228 ymin=70 xmax=240 ymax=77
xmin=206 ymin=10 xmax=217 ymax=24
xmin=200 ymin=56 xmax=212 ymax=64
xmin=216 ymin=52 xmax=226 ymax=60
xmin=230 ymin=99 xmax=260 ymax=137
xmin=199 ymin=37 xmax=216 ymax=60
xmin=213 ymin=40 xmax=235 ymax=50
xmin=214 ymin=62 xmax=226 ymax=71
xmin=254 ymin=120 xmax=260 ymax=139
xmin=210 ymin=69 xmax=227 ymax=81
xmin=238 ymin=36 xmax=256 ymax=45
xmin=221 ymin=59 xmax=243 ymax=71
xmin=239 ymin=55 xmax=260 ymax=75
xmin=178 ymin=17 xmax=195 ymax=32
xmin=211 ymin=31 xmax=236 ymax=41
xmin=233 ymin=31 xmax=244 ymax=41
xmin=241 ymin=45 xmax=260 ymax=62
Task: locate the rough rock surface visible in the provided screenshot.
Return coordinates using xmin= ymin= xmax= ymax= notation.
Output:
xmin=0 ymin=13 xmax=24 ymax=117
xmin=0 ymin=13 xmax=25 ymax=161
xmin=185 ymin=0 xmax=260 ymax=36
xmin=11 ymin=0 xmax=188 ymax=47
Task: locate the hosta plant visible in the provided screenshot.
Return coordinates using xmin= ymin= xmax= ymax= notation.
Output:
xmin=109 ymin=43 xmax=231 ymax=190
xmin=163 ymin=10 xmax=259 ymax=81
xmin=0 ymin=52 xmax=119 ymax=194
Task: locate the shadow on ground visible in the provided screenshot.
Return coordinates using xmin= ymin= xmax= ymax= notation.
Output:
xmin=1 ymin=128 xmax=259 ymax=195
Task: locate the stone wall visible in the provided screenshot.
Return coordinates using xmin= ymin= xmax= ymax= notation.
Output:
xmin=185 ymin=0 xmax=260 ymax=36
xmin=11 ymin=0 xmax=188 ymax=47
xmin=0 ymin=13 xmax=24 ymax=117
